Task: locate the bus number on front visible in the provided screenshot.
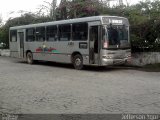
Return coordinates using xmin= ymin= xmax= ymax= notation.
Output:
xmin=109 ymin=19 xmax=123 ymax=24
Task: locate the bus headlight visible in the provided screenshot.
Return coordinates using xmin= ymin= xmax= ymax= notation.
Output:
xmin=126 ymin=54 xmax=131 ymax=58
xmin=102 ymin=55 xmax=112 ymax=59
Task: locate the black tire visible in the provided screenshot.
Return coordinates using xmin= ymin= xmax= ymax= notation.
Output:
xmin=73 ymin=54 xmax=83 ymax=70
xmin=26 ymin=52 xmax=33 ymax=64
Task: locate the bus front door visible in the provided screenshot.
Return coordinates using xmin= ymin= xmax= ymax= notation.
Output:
xmin=18 ymin=31 xmax=24 ymax=58
xmin=89 ymin=26 xmax=99 ymax=64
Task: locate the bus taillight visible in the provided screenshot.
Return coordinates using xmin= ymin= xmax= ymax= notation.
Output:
xmin=103 ymin=41 xmax=109 ymax=48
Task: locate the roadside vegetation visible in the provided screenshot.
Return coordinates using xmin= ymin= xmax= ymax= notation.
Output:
xmin=139 ymin=63 xmax=160 ymax=72
xmin=0 ymin=0 xmax=160 ymax=52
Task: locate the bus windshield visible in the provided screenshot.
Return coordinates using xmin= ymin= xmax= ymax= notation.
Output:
xmin=102 ymin=24 xmax=130 ymax=49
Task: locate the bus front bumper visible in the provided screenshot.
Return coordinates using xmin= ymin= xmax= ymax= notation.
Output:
xmin=101 ymin=57 xmax=131 ymax=66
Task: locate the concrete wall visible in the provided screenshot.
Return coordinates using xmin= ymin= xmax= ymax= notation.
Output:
xmin=0 ymin=49 xmax=10 ymax=57
xmin=130 ymin=52 xmax=160 ymax=66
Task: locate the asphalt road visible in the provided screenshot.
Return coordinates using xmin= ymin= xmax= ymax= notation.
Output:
xmin=0 ymin=56 xmax=160 ymax=114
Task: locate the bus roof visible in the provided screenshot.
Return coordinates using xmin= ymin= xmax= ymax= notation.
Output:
xmin=10 ymin=16 xmax=129 ymax=30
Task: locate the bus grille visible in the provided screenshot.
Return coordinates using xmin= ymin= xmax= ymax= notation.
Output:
xmin=113 ymin=54 xmax=125 ymax=59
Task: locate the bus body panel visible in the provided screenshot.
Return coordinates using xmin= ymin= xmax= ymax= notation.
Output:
xmin=9 ymin=16 xmax=131 ymax=68
xmin=24 ymin=40 xmax=90 ymax=64
xmin=10 ymin=42 xmax=19 ymax=58
xmin=10 ymin=29 xmax=25 ymax=58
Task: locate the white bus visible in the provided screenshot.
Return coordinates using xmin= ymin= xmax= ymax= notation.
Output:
xmin=10 ymin=16 xmax=131 ymax=69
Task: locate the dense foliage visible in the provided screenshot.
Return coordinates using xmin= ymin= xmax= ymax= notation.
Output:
xmin=0 ymin=13 xmax=52 ymax=48
xmin=0 ymin=0 xmax=160 ymax=52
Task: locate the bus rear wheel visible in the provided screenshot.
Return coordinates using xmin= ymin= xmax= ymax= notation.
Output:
xmin=26 ymin=52 xmax=33 ymax=64
xmin=73 ymin=54 xmax=83 ymax=70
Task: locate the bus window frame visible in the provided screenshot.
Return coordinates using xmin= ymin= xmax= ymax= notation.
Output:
xmin=58 ymin=24 xmax=71 ymax=42
xmin=35 ymin=27 xmax=46 ymax=42
xmin=10 ymin=30 xmax=17 ymax=42
xmin=46 ymin=25 xmax=58 ymax=42
xmin=72 ymin=22 xmax=88 ymax=41
xmin=26 ymin=28 xmax=36 ymax=42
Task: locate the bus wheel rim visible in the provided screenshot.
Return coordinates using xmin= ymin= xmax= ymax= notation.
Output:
xmin=75 ymin=58 xmax=81 ymax=66
xmin=27 ymin=54 xmax=32 ymax=63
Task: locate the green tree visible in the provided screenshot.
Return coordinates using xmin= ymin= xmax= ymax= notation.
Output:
xmin=56 ymin=0 xmax=101 ymax=20
xmin=0 ymin=26 xmax=9 ymax=49
xmin=0 ymin=16 xmax=2 ymax=26
xmin=37 ymin=0 xmax=57 ymax=20
xmin=0 ymin=12 xmax=52 ymax=49
xmin=1 ymin=0 xmax=160 ymax=51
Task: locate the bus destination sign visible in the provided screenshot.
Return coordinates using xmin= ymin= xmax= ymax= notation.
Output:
xmin=102 ymin=17 xmax=123 ymax=24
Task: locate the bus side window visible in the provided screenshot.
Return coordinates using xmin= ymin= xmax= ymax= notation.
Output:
xmin=10 ymin=30 xmax=17 ymax=42
xmin=72 ymin=23 xmax=88 ymax=41
xmin=46 ymin=26 xmax=57 ymax=41
xmin=36 ymin=27 xmax=45 ymax=42
xmin=58 ymin=24 xmax=71 ymax=41
xmin=26 ymin=28 xmax=35 ymax=42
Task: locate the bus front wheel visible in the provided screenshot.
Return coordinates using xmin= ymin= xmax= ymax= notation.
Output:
xmin=26 ymin=52 xmax=33 ymax=64
xmin=73 ymin=54 xmax=83 ymax=70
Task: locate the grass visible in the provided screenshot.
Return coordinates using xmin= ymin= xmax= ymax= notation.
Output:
xmin=141 ymin=63 xmax=160 ymax=72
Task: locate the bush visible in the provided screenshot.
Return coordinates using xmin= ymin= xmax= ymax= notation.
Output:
xmin=130 ymin=19 xmax=160 ymax=53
